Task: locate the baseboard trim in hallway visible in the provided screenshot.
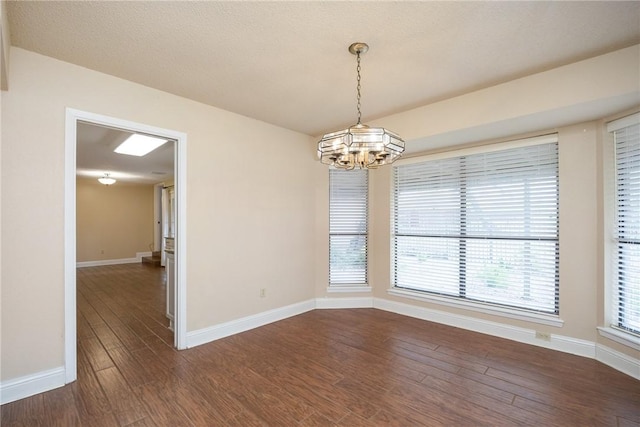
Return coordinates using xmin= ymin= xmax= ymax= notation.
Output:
xmin=0 ymin=367 xmax=65 ymax=405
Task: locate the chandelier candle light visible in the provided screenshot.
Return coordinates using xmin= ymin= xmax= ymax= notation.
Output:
xmin=317 ymin=42 xmax=405 ymax=170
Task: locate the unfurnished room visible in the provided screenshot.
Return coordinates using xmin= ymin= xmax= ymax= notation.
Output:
xmin=0 ymin=1 xmax=639 ymax=425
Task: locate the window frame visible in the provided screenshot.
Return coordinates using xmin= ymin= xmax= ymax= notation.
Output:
xmin=600 ymin=112 xmax=640 ymax=348
xmin=389 ymin=134 xmax=563 ymax=326
xmin=328 ymin=168 xmax=370 ymax=290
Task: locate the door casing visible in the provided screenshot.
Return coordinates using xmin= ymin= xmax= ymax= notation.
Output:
xmin=64 ymin=108 xmax=188 ymax=383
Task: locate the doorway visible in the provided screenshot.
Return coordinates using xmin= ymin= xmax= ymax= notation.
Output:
xmin=64 ymin=108 xmax=187 ymax=384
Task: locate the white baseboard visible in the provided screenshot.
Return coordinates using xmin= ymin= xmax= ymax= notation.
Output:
xmin=596 ymin=344 xmax=640 ymax=380
xmin=76 ymin=251 xmax=152 ymax=268
xmin=316 ymin=296 xmax=374 ymax=309
xmin=186 ymin=299 xmax=315 ymax=348
xmin=373 ymin=297 xmax=596 ymax=358
xmin=0 ymin=367 xmax=65 ymax=405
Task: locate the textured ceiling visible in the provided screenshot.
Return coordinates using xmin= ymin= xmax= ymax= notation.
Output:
xmin=8 ymin=1 xmax=640 ymax=139
xmin=10 ymin=1 xmax=639 ymax=184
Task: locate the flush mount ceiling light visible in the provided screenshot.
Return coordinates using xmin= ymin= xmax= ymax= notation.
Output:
xmin=115 ymin=134 xmax=168 ymax=157
xmin=317 ymin=42 xmax=405 ymax=170
xmin=98 ymin=172 xmax=116 ymax=186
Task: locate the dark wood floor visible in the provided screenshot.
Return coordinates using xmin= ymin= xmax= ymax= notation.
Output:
xmin=2 ymin=264 xmax=639 ymax=426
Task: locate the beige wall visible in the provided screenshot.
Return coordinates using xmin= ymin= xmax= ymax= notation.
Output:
xmin=76 ymin=178 xmax=154 ymax=262
xmin=1 ymin=48 xmax=317 ymax=381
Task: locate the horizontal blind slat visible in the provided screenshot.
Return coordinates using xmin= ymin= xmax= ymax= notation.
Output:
xmin=330 ymin=169 xmax=368 ymax=284
xmin=393 ymin=139 xmax=559 ymax=314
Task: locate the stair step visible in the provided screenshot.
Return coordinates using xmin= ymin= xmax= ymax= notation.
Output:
xmin=142 ymin=255 xmax=161 ymax=266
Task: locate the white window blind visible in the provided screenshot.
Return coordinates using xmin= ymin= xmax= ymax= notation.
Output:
xmin=330 ymin=169 xmax=368 ymax=284
xmin=609 ymin=114 xmax=640 ymax=335
xmin=392 ymin=138 xmax=559 ymax=314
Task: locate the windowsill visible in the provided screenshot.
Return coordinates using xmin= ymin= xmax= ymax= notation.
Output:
xmin=327 ymin=285 xmax=372 ymax=293
xmin=597 ymin=327 xmax=640 ymax=351
xmin=387 ymin=287 xmax=564 ymax=327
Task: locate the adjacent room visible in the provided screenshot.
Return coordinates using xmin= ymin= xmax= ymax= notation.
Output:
xmin=1 ymin=1 xmax=639 ymax=425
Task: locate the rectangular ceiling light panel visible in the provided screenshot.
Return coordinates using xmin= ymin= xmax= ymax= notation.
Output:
xmin=115 ymin=134 xmax=168 ymax=156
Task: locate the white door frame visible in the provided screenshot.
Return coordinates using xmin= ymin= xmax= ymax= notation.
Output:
xmin=64 ymin=108 xmax=188 ymax=383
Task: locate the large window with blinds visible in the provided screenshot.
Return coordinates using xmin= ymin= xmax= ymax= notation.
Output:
xmin=608 ymin=114 xmax=640 ymax=336
xmin=392 ymin=136 xmax=559 ymax=314
xmin=329 ymin=169 xmax=368 ymax=285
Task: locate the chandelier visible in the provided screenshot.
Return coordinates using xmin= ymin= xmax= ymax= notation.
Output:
xmin=317 ymin=42 xmax=405 ymax=170
xmin=98 ymin=173 xmax=116 ymax=186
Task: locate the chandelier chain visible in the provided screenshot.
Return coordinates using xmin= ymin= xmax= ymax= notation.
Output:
xmin=356 ymin=51 xmax=362 ymax=125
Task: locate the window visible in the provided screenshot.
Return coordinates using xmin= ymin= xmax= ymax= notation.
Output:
xmin=608 ymin=114 xmax=640 ymax=336
xmin=329 ymin=169 xmax=368 ymax=285
xmin=392 ymin=135 xmax=559 ymax=314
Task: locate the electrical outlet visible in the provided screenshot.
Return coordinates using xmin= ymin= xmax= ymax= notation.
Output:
xmin=260 ymin=288 xmax=266 ymax=298
xmin=535 ymin=331 xmax=551 ymax=341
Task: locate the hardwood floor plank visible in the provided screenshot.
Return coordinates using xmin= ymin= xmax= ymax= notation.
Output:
xmin=419 ymin=374 xmax=551 ymax=426
xmin=78 ymin=336 xmax=115 ymax=372
xmin=512 ymin=394 xmax=617 ymax=426
xmin=128 ymin=347 xmax=172 ymax=384
xmin=77 ymin=291 xmax=106 ymax=327
xmin=299 ymin=412 xmax=336 ymax=426
xmin=225 ymin=409 xmax=270 ymax=427
xmin=72 ymin=348 xmax=112 ymax=417
xmin=388 ymin=381 xmax=514 ymax=426
xmin=106 ymin=346 xmax=155 ymax=389
xmin=120 ymin=416 xmax=157 ymax=427
xmin=192 ymin=372 xmax=248 ymax=418
xmin=227 ymin=367 xmax=317 ymax=424
xmin=42 ymin=386 xmax=82 ymax=426
xmin=95 ymin=366 xmax=148 ymax=426
xmin=619 ymin=416 xmax=640 ymax=427
xmin=170 ymin=378 xmax=234 ymax=425
xmin=109 ymin=323 xmax=147 ymax=352
xmin=251 ymin=363 xmax=351 ymax=423
xmin=120 ymin=315 xmax=156 ymax=340
xmin=336 ymin=412 xmax=377 ymax=426
xmin=91 ymin=324 xmax=125 ymax=351
xmin=77 ymin=310 xmax=96 ymax=340
xmin=0 ymin=395 xmax=45 ymax=426
xmin=134 ymin=381 xmax=195 ymax=427
xmin=367 ymin=407 xmax=457 ymax=427
xmin=389 ymin=337 xmax=490 ymax=374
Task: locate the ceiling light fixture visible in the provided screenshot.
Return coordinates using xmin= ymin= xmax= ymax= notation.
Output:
xmin=317 ymin=42 xmax=405 ymax=170
xmin=115 ymin=134 xmax=168 ymax=157
xmin=98 ymin=173 xmax=116 ymax=186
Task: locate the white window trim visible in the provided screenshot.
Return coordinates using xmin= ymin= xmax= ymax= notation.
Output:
xmin=597 ymin=327 xmax=640 ymax=352
xmin=390 ymin=133 xmax=560 ymax=321
xmin=388 ymin=287 xmax=564 ymax=327
xmin=603 ymin=112 xmax=640 ymax=345
xmin=603 ymin=120 xmax=618 ymax=340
